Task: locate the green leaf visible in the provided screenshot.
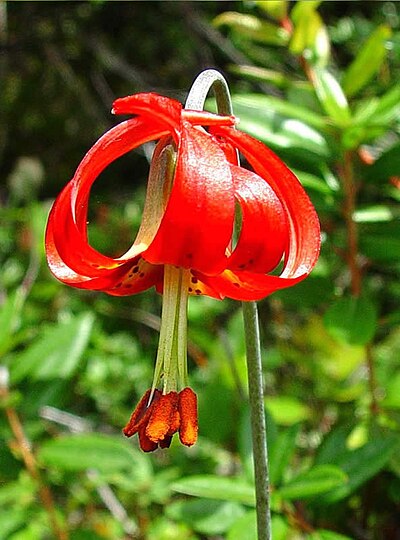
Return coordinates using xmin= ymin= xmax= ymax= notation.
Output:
xmin=228 ymin=95 xmax=330 ymax=167
xmin=342 ymin=25 xmax=392 ymax=98
xmin=171 ymin=475 xmax=255 ymax=506
xmin=229 ymin=66 xmax=289 ymax=89
xmin=0 ymin=291 xmax=22 ymax=355
xmin=323 ymin=295 xmax=377 ymax=345
xmin=228 ymin=512 xmax=290 ymax=540
xmin=10 ymin=312 xmax=94 ymax=383
xmin=353 ymin=205 xmax=397 ymax=223
xmin=312 ymin=68 xmax=351 ymax=126
xmin=166 ymin=499 xmax=245 ymax=535
xmin=265 ymin=396 xmax=311 ymax=426
xmin=255 ymin=1 xmax=288 ymax=21
xmin=227 ymin=511 xmax=257 ymax=540
xmin=0 ymin=509 xmax=28 ymax=539
xmin=315 ymin=431 xmax=399 ymax=503
xmin=277 ymin=465 xmax=347 ymax=500
xmin=289 ymin=2 xmax=329 ymax=65
xmin=269 ymin=424 xmax=299 ymax=486
xmin=37 ymin=433 xmax=140 ymax=473
xmin=231 ymin=93 xmax=327 ymax=130
xmin=352 ymin=86 xmax=400 ymax=128
xmin=382 ymin=372 xmax=400 ymax=409
xmin=213 ymin=12 xmax=289 ymax=46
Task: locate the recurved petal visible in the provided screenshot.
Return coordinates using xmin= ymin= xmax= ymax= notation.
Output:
xmin=46 ymin=116 xmax=172 ymax=289
xmin=112 ymin=92 xmax=182 ymax=133
xmin=211 ymin=126 xmax=321 ymax=282
xmin=200 ymin=269 xmax=306 ymax=301
xmin=227 ymin=164 xmax=289 ymax=274
xmin=144 ymin=122 xmax=235 ymax=275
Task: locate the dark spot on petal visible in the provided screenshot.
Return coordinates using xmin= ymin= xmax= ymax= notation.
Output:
xmin=186 ymin=253 xmax=193 ymax=259
xmin=132 ymin=266 xmax=139 ymax=273
xmin=248 ymin=258 xmax=254 ymax=265
xmin=233 ymin=283 xmax=240 ymax=287
xmin=238 ymin=263 xmax=246 ymax=269
xmin=139 ymin=272 xmax=145 ymax=278
xmin=114 ymin=283 xmax=122 ymax=288
xmin=195 ymin=289 xmax=201 ymax=295
xmin=188 ymin=287 xmax=193 ymax=292
xmin=191 ymin=277 xmax=198 ymax=284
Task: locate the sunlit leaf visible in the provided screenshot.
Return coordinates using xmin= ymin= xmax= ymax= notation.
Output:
xmin=213 ymin=12 xmax=289 ymax=46
xmin=255 ymin=0 xmax=288 ymax=22
xmin=171 ymin=475 xmax=255 ymax=506
xmin=342 ymin=25 xmax=392 ymax=98
xmin=353 ymin=205 xmax=397 ymax=223
xmin=289 ymin=1 xmax=329 ymax=64
xmin=10 ymin=312 xmax=94 ymax=382
xmin=312 ymin=68 xmax=351 ymax=126
xmin=265 ymin=396 xmax=311 ymax=425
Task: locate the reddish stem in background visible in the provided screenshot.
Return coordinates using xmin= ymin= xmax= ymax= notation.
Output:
xmin=0 ymin=385 xmax=69 ymax=540
xmin=342 ymin=150 xmax=361 ymax=297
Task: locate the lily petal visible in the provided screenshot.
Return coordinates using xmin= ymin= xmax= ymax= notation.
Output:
xmin=211 ymin=126 xmax=321 ymax=280
xmin=228 ymin=164 xmax=289 ymax=274
xmin=144 ymin=122 xmax=235 ymax=275
xmin=200 ymin=268 xmax=306 ymax=301
xmin=46 ymin=117 xmax=173 ymax=285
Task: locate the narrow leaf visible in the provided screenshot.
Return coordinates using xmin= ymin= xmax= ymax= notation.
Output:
xmin=213 ymin=12 xmax=289 ymax=46
xmin=10 ymin=312 xmax=94 ymax=383
xmin=171 ymin=475 xmax=255 ymax=506
xmin=342 ymin=25 xmax=392 ymax=98
xmin=312 ymin=68 xmax=351 ymax=126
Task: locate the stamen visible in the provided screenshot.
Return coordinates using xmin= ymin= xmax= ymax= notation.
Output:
xmin=123 ymin=389 xmax=158 ymax=437
xmin=138 ymin=426 xmax=158 ymax=452
xmin=178 ymin=387 xmax=198 ymax=447
xmin=146 ymin=391 xmax=179 ymax=442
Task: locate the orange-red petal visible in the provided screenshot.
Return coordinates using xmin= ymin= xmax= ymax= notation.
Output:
xmin=144 ymin=121 xmax=235 ymax=275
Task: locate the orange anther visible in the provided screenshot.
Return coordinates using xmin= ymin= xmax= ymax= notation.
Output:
xmin=123 ymin=389 xmax=160 ymax=437
xmin=146 ymin=391 xmax=179 ymax=443
xmin=138 ymin=426 xmax=158 ymax=452
xmin=178 ymin=387 xmax=198 ymax=447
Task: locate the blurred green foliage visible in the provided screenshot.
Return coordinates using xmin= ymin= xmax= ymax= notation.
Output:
xmin=1 ymin=2 xmax=400 ymax=539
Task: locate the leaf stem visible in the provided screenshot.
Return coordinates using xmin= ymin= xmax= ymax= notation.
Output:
xmin=242 ymin=301 xmax=272 ymax=540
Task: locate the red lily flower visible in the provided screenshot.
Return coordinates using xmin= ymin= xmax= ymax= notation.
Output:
xmin=45 ymin=92 xmax=320 ymax=451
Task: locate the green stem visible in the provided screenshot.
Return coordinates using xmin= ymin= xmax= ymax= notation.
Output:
xmin=186 ymin=69 xmax=272 ymax=540
xmin=242 ymin=301 xmax=271 ymax=540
